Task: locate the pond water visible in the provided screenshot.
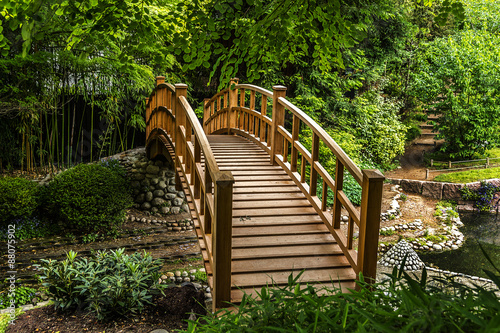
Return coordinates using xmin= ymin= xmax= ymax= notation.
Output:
xmin=419 ymin=212 xmax=500 ymax=279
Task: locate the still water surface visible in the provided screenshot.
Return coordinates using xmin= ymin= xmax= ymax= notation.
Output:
xmin=419 ymin=212 xmax=500 ymax=278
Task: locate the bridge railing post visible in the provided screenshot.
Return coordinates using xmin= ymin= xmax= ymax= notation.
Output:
xmin=174 ymin=83 xmax=188 ymax=191
xmin=203 ymin=98 xmax=210 ymax=134
xmin=228 ymin=78 xmax=239 ymax=134
xmin=212 ymin=171 xmax=234 ymax=311
xmin=156 ymin=76 xmax=165 ymax=132
xmin=145 ymin=97 xmax=150 ymax=140
xmin=358 ymin=169 xmax=385 ymax=284
xmin=270 ymin=85 xmax=287 ymax=165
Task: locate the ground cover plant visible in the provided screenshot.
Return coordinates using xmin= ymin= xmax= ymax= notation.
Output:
xmin=186 ymin=264 xmax=500 ymax=332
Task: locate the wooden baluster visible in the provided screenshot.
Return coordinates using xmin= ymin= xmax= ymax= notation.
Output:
xmin=213 ymin=171 xmax=234 ymax=311
xmin=174 ymin=83 xmax=188 ymax=191
xmin=283 ymin=139 xmax=288 ymax=163
xmin=332 ymin=160 xmax=344 ymax=229
xmin=321 ymin=180 xmax=328 ymax=211
xmin=291 ymin=115 xmax=300 ymax=172
xmin=310 ymin=133 xmax=319 ymax=196
xmin=249 ymin=90 xmax=255 ymax=135
xmin=145 ymin=98 xmax=150 ymax=139
xmin=239 ymin=88 xmax=245 ymax=130
xmin=347 ymin=215 xmax=354 ymax=249
xmin=358 ymin=169 xmax=385 ymax=283
xmin=156 ymin=76 xmax=165 ymax=131
xmin=301 ymin=156 xmax=306 ymax=183
xmin=152 ymin=92 xmax=156 ymax=135
xmin=261 ymin=95 xmax=268 ymax=144
xmin=204 ymin=170 xmax=212 ymax=234
xmin=226 ymin=92 xmax=231 ymax=133
xmin=186 ymin=119 xmax=192 ymax=176
xmin=167 ymin=89 xmax=173 ymax=141
xmin=229 ymin=78 xmax=239 ymax=132
xmin=203 ymin=98 xmax=210 ymax=134
xmin=270 ymin=85 xmax=287 ymax=165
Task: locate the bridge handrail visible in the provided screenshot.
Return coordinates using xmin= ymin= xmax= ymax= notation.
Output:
xmin=145 ymin=77 xmax=234 ymax=310
xmin=203 ymin=78 xmax=384 ymax=284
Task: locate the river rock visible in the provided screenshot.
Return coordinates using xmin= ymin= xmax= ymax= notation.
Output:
xmin=173 ymin=198 xmax=184 ymax=206
xmin=146 ymin=165 xmax=160 ymax=175
xmin=153 ymin=189 xmax=165 ymax=197
xmin=152 ymin=197 xmax=166 ymax=207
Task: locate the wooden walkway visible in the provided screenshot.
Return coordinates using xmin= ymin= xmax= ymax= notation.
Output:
xmin=145 ymin=77 xmax=384 ymax=311
xmin=184 ymin=135 xmax=356 ymax=303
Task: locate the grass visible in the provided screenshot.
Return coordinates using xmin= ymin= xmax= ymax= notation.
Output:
xmin=433 ymin=166 xmax=500 ymax=183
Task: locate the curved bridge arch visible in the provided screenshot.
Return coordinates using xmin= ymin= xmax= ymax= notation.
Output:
xmin=145 ymin=76 xmax=384 ymax=312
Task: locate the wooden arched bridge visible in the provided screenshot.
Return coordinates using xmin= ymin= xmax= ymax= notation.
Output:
xmin=145 ymin=77 xmax=384 ymax=312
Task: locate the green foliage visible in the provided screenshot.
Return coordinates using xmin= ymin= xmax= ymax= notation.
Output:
xmin=0 ymin=177 xmax=38 ymax=229
xmin=0 ymin=284 xmax=37 ymax=310
xmin=425 ymin=234 xmax=449 ymax=243
xmin=37 ymin=249 xmax=164 ymax=321
xmin=186 ymin=266 xmax=500 ymax=332
xmin=175 ymin=0 xmax=396 ymax=86
xmin=41 ymin=163 xmax=132 ymax=233
xmin=463 ymin=0 xmax=500 ymax=32
xmin=411 ymin=29 xmax=500 ymax=158
xmin=351 ymin=92 xmax=407 ymax=169
xmin=461 ymin=181 xmax=500 ymax=212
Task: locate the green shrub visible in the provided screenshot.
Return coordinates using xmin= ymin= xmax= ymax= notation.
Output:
xmin=41 ymin=163 xmax=132 ymax=233
xmin=0 ymin=177 xmax=38 ymax=229
xmin=37 ymin=249 xmax=164 ymax=321
xmin=186 ymin=266 xmax=500 ymax=332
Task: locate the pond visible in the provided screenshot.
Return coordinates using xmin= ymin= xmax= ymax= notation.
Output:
xmin=419 ymin=212 xmax=500 ymax=279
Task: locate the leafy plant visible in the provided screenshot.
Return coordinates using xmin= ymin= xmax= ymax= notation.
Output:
xmin=0 ymin=177 xmax=38 ymax=229
xmin=40 ymin=163 xmax=133 ymax=233
xmin=400 ymin=193 xmax=408 ymax=202
xmin=186 ymin=264 xmax=500 ymax=332
xmin=37 ymin=249 xmax=164 ymax=321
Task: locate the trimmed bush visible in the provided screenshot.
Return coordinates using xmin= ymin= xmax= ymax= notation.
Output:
xmin=37 ymin=249 xmax=164 ymax=321
xmin=41 ymin=163 xmax=132 ymax=233
xmin=0 ymin=177 xmax=38 ymax=229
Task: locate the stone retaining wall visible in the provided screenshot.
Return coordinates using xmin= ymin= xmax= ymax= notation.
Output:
xmin=388 ymin=178 xmax=500 ymax=201
xmin=109 ymin=147 xmax=189 ymax=216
